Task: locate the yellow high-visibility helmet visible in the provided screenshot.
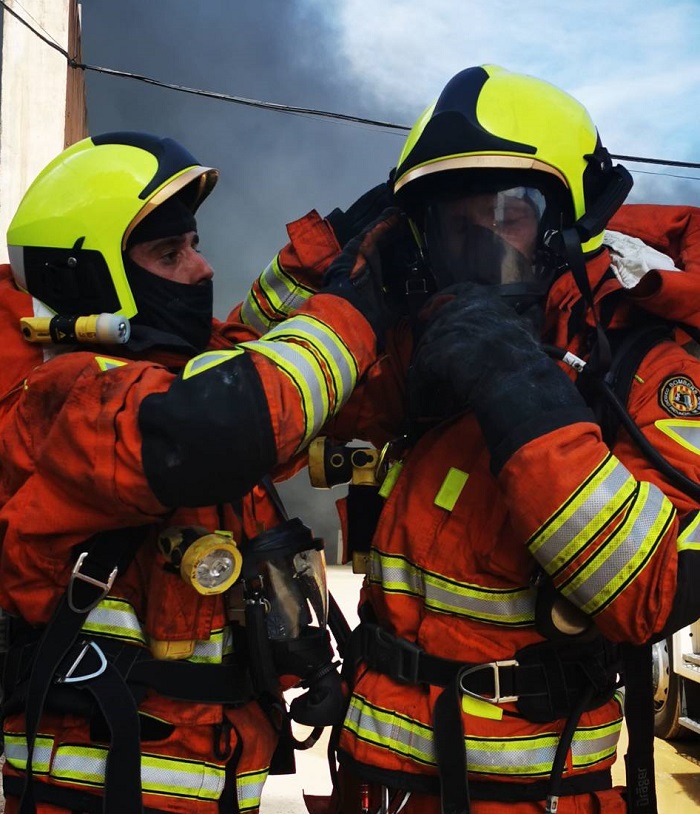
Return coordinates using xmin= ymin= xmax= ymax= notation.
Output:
xmin=7 ymin=132 xmax=218 ymax=317
xmin=394 ymin=65 xmax=631 ymax=255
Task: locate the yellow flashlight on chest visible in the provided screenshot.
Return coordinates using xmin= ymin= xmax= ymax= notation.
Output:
xmin=158 ymin=526 xmax=242 ymax=595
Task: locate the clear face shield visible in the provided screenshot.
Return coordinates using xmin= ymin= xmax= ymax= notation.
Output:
xmin=423 ymin=185 xmax=558 ymax=312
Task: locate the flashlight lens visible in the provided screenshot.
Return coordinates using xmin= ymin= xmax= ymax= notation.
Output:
xmin=195 ymin=549 xmax=235 ymax=589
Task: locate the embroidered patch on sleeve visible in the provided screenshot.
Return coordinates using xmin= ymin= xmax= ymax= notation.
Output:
xmin=659 ymin=376 xmax=700 ymax=417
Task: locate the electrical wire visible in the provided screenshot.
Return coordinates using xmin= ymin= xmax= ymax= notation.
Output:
xmin=2 ymin=0 xmax=700 ymax=175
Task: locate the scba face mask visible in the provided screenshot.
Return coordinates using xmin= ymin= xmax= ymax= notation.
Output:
xmin=423 ymin=185 xmax=561 ymax=313
xmin=240 ymin=519 xmax=345 ymax=728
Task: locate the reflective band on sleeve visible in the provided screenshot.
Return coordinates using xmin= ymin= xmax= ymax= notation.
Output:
xmin=242 ymin=314 xmax=358 ymax=448
xmin=241 ymin=255 xmax=314 ymax=333
xmin=527 ymin=454 xmax=675 ymax=616
xmin=236 ymin=768 xmax=270 ymax=812
xmin=528 ymin=455 xmax=635 ymax=570
xmin=4 ymin=733 xmax=54 ymax=774
xmin=344 ymin=694 xmax=622 ymax=778
xmin=678 ymin=511 xmax=700 ymax=552
xmin=51 ymin=745 xmax=226 ymax=800
xmin=370 ymin=551 xmax=536 ymax=627
xmin=558 ymin=481 xmax=674 ymax=615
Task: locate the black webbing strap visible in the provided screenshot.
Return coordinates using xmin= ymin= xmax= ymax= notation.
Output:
xmin=17 ymin=527 xmax=149 ymax=814
xmin=621 ymin=643 xmax=658 ymax=814
xmin=433 ymin=674 xmax=470 ymax=814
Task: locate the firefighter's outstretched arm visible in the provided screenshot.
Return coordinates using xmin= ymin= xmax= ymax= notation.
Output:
xmin=139 ymin=210 xmax=400 ymax=508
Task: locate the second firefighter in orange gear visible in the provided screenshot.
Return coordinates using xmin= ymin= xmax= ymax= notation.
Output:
xmin=237 ymin=66 xmax=700 ymax=814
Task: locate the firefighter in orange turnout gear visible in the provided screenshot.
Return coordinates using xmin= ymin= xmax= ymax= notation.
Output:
xmin=238 ymin=66 xmax=700 ymax=813
xmin=0 ymin=133 xmax=392 ymax=814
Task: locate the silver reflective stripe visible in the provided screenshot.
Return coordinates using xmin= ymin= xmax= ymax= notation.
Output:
xmin=52 ymin=745 xmax=225 ymax=799
xmin=529 ymin=456 xmax=634 ymax=569
xmin=345 ymin=694 xmax=623 ymax=777
xmin=83 ymin=598 xmax=146 ymax=644
xmin=371 ymin=552 xmax=536 ymax=627
xmin=190 ymin=625 xmax=233 ymax=663
xmin=241 ymin=255 xmax=313 ymax=333
xmin=237 ymin=768 xmax=269 ymax=812
xmin=561 ymin=481 xmax=673 ymax=614
xmin=4 ymin=733 xmax=53 ymax=773
xmin=266 ymin=315 xmax=356 ymax=404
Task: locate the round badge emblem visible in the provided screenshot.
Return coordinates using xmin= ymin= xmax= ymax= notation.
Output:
xmin=659 ymin=376 xmax=700 ymax=417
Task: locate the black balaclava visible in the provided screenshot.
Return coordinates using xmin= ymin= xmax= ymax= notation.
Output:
xmin=124 ymin=195 xmax=213 ymax=354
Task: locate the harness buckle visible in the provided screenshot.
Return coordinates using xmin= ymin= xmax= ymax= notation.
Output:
xmin=458 ymin=659 xmax=519 ymax=704
xmin=67 ymin=551 xmax=117 ymax=613
xmin=371 ymin=627 xmax=422 ymax=685
xmin=56 ymin=640 xmax=108 ymax=684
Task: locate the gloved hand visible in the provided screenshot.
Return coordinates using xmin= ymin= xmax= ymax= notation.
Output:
xmin=322 ymin=206 xmax=403 ymax=349
xmin=410 ymin=283 xmax=593 ymax=471
xmin=325 ymin=171 xmax=395 ymax=248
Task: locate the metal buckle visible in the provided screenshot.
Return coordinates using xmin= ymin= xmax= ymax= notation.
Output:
xmin=67 ymin=551 xmax=117 ymax=613
xmin=458 ymin=659 xmax=519 ymax=704
xmin=56 ymin=640 xmax=108 ymax=684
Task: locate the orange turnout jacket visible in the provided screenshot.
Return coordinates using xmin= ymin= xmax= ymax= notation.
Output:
xmin=0 ymin=259 xmax=376 ymax=814
xmin=233 ymin=203 xmax=700 ymax=814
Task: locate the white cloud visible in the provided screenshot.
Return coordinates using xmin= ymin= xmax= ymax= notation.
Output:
xmin=302 ymin=0 xmax=700 ymax=198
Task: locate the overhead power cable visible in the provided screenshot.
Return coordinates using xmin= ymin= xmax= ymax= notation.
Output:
xmin=3 ymin=0 xmax=700 ymax=174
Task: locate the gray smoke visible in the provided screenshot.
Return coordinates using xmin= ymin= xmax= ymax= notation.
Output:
xmin=80 ymin=0 xmax=409 ymax=554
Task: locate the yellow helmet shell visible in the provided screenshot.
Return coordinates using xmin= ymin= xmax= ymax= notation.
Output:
xmin=7 ymin=132 xmax=218 ymax=317
xmin=394 ymin=65 xmax=611 ymax=253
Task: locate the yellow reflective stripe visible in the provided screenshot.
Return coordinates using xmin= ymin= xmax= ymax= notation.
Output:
xmin=82 ymin=598 xmax=147 ymax=645
xmin=434 ymin=468 xmax=469 ymax=511
xmin=241 ymin=255 xmax=314 ymax=332
xmin=189 ymin=625 xmax=234 ymax=663
xmin=236 ymin=768 xmax=270 ymax=812
xmin=266 ymin=314 xmax=357 ymax=403
xmin=370 ymin=551 xmax=536 ymax=627
xmin=51 ymin=745 xmax=225 ymax=799
xmin=559 ymin=482 xmax=674 ymax=615
xmin=528 ymin=455 xmax=636 ymax=572
xmin=678 ymin=511 xmax=700 ymax=552
xmin=655 ymin=419 xmax=700 ymax=455
xmin=94 ymin=356 xmax=128 ymax=372
xmin=83 ymin=598 xmax=230 ymax=662
xmin=4 ymin=733 xmax=54 ymax=773
xmin=345 ymin=695 xmax=435 ymax=766
xmin=182 ymin=349 xmax=244 ymax=380
xmin=345 ymin=695 xmax=621 ymax=777
xmin=243 ymin=314 xmax=358 ymax=447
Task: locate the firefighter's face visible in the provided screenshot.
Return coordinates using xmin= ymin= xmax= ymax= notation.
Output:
xmin=128 ymin=231 xmax=214 ymax=285
xmin=423 ymin=187 xmax=545 ymax=290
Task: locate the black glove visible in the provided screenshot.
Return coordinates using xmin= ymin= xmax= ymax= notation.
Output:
xmin=322 ymin=207 xmax=403 ymax=350
xmin=410 ymin=283 xmax=593 ymax=471
xmin=325 ymin=172 xmax=395 ymax=248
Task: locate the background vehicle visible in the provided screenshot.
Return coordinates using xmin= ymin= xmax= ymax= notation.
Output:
xmin=653 ymin=620 xmax=700 ymax=739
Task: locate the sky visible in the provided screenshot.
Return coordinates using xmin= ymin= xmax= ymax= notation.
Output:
xmin=13 ymin=0 xmax=700 ymax=547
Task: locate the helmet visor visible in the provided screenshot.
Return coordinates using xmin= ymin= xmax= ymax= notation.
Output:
xmin=423 ymin=186 xmax=552 ymax=295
